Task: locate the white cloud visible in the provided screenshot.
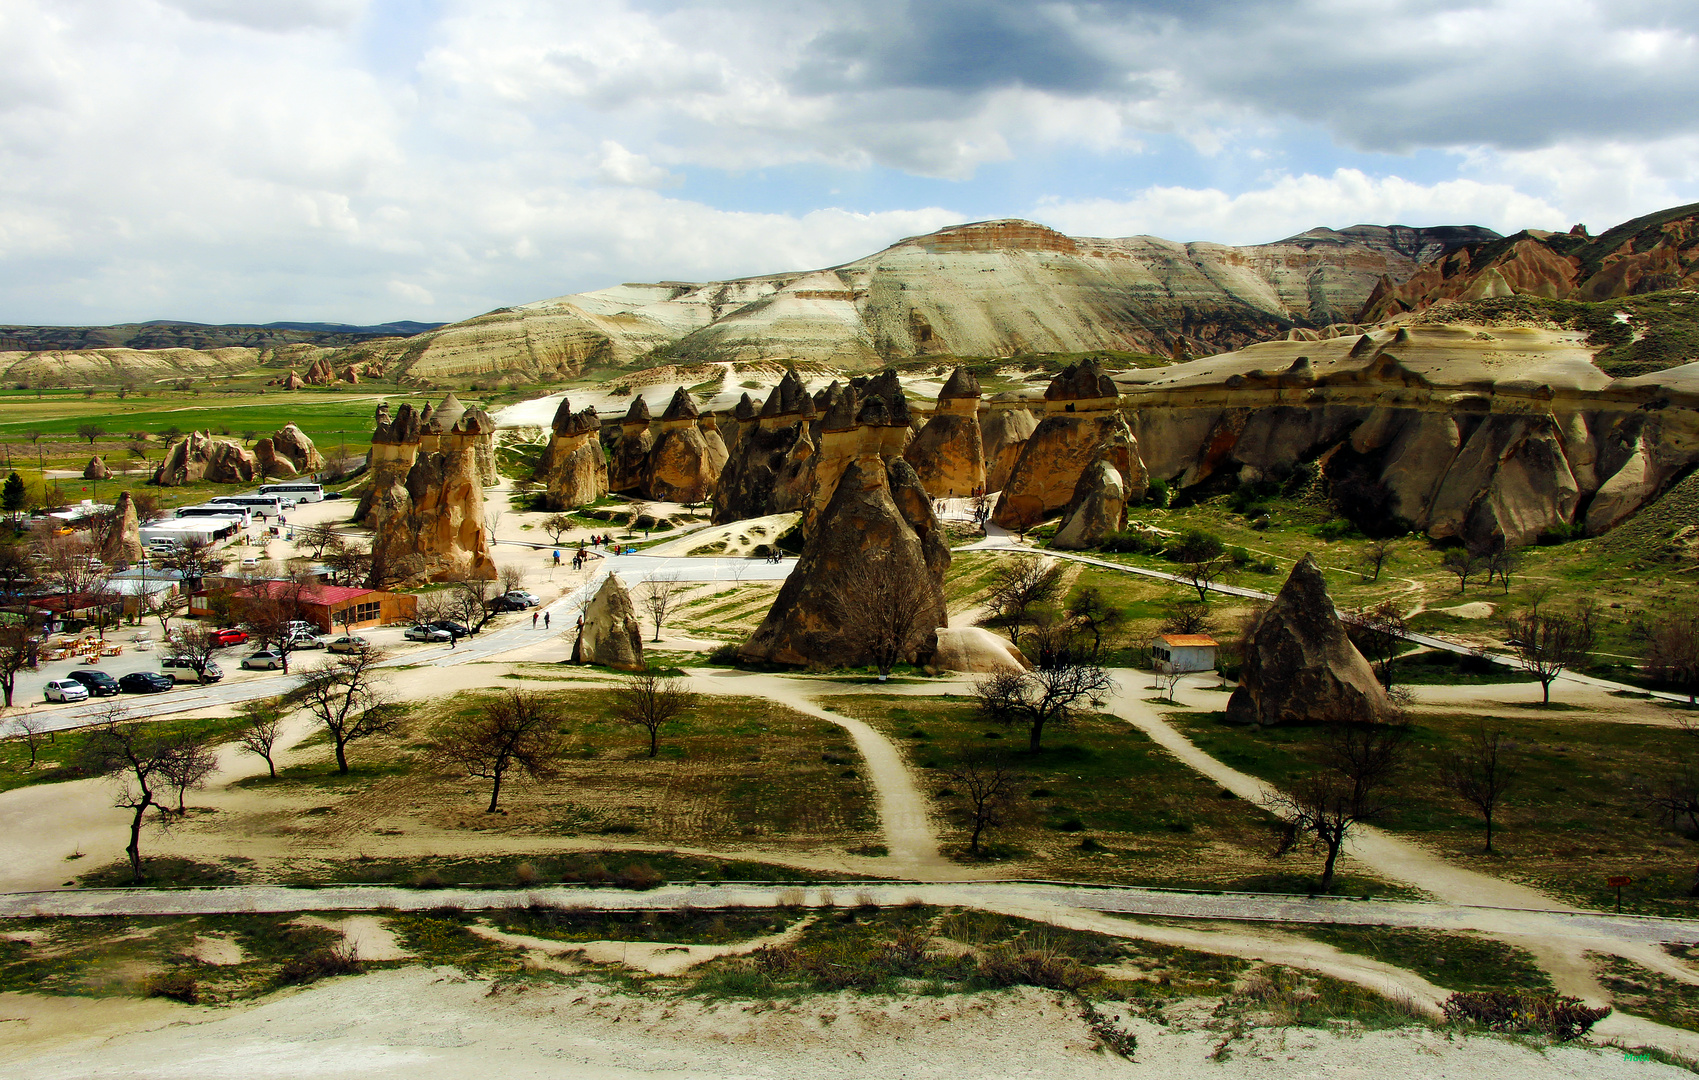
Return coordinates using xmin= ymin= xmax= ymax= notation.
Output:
xmin=388 ymin=280 xmax=434 ymax=306
xmin=1035 ymin=170 xmax=1568 ymax=244
xmin=595 ymin=142 xmax=680 ymax=188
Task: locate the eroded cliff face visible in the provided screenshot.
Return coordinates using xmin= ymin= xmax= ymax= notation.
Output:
xmin=1119 ymin=319 xmax=1699 ymax=548
xmin=540 ymin=397 xmax=608 ymax=510
xmin=712 ymin=370 xmax=818 ymax=524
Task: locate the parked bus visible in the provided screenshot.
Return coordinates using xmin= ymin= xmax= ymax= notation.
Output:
xmin=208 ymin=494 xmax=288 ymax=514
xmin=173 ymin=504 xmax=251 ymax=521
xmin=257 ymin=482 xmax=325 ymax=503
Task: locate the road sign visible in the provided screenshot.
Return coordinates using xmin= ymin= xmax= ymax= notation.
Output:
xmin=1608 ymin=876 xmax=1632 ymax=887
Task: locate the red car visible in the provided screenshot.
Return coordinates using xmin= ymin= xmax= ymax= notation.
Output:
xmin=208 ymin=627 xmax=249 ymax=647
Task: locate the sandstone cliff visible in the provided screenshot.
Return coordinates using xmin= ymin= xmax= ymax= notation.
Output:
xmin=364 ymin=403 xmax=497 ymax=583
xmin=981 ymin=394 xmax=1039 ymax=493
xmin=712 ymin=370 xmax=817 ymax=524
xmin=641 ymin=387 xmax=718 ymax=504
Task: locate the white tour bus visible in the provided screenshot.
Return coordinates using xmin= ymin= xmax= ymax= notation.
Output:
xmin=257 ymin=482 xmax=324 ymax=503
xmin=208 ymin=494 xmax=289 ymax=514
xmin=173 ymin=504 xmax=252 ymax=522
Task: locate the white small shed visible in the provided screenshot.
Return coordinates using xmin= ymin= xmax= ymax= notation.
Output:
xmin=1152 ymin=634 xmax=1218 ymax=674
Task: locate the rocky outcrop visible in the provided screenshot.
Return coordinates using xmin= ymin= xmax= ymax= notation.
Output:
xmin=150 ymin=431 xmax=258 ymax=486
xmin=282 ymin=371 xmax=305 ymax=390
xmin=712 ymin=370 xmax=817 ymax=524
xmin=993 ymin=361 xmax=1146 ymax=528
xmin=610 ymin=397 xmax=654 ymax=493
xmin=642 ymin=387 xmax=717 ymax=503
xmin=981 ymin=395 xmax=1038 ymax=493
xmin=572 ymin=574 xmax=644 ymax=671
xmin=739 ymin=440 xmax=949 ymax=669
xmin=365 ymin=403 xmax=496 ymax=584
xmin=270 ymin=423 xmax=324 ymax=474
xmin=1052 ymin=457 xmax=1127 ymax=550
xmin=932 ymin=626 xmax=1032 ymax=674
xmin=803 ymin=371 xmax=910 ymax=536
xmin=102 ymin=491 xmax=143 ymax=565
xmin=1225 ymin=555 xmax=1394 ymax=727
xmin=252 ymin=438 xmax=296 ymax=478
xmin=83 ymin=456 xmax=109 ymax=481
xmin=541 ymin=397 xmax=608 ymax=510
xmin=903 ymin=366 xmax=985 ymax=498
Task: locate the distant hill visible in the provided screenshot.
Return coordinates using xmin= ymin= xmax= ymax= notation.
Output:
xmin=0 ymin=319 xmax=441 ymax=354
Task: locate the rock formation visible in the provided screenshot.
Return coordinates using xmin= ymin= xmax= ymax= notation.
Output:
xmin=252 ymin=438 xmax=296 ymax=478
xmin=270 ymin=423 xmax=323 ymax=474
xmin=150 ymin=431 xmax=259 ymax=486
xmin=572 ymin=574 xmax=644 ymax=671
xmin=1225 ymin=555 xmax=1395 ymax=727
xmin=282 ymin=370 xmax=305 ymax=390
xmin=932 ymin=626 xmax=1032 ymax=674
xmin=1052 ymin=457 xmax=1127 ymax=550
xmin=981 ymin=394 xmax=1038 ymax=493
xmin=423 ymin=393 xmax=497 ymax=486
xmin=803 ymin=371 xmax=911 ymax=536
xmin=903 ymin=366 xmax=985 ymax=498
xmin=712 ymin=370 xmax=817 ymax=524
xmin=642 ymin=387 xmax=718 ymax=503
xmin=610 ymin=397 xmax=654 ymax=493
xmin=83 ymin=456 xmax=109 ymax=481
xmin=739 ymin=411 xmax=949 ymax=669
xmin=993 ymin=361 xmax=1146 ymax=529
xmin=363 ymin=403 xmax=497 ymax=583
xmin=540 ymin=397 xmax=608 ymax=509
xmin=102 ymin=491 xmax=143 ymax=565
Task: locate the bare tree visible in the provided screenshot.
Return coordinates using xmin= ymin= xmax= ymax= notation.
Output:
xmin=1507 ymin=605 xmax=1596 ymax=704
xmin=1440 ymin=548 xmax=1482 ymax=594
xmin=1645 ymin=612 xmax=1699 ymax=705
xmin=833 ymin=557 xmax=927 ymax=678
xmin=1360 ymin=537 xmax=1397 ymax=582
xmin=639 ymin=574 xmax=681 ymax=645
xmin=1156 ymin=667 xmax=1186 ymax=703
xmin=1487 ymin=546 xmax=1524 ymax=594
xmin=1344 ymin=600 xmax=1408 ymax=691
xmin=171 ymin=624 xmax=224 ymax=684
xmin=1161 ymin=599 xmax=1214 ymax=636
xmin=498 ymin=563 xmax=527 ymax=596
xmin=1066 ymin=587 xmax=1124 ymax=660
xmin=235 ymin=697 xmax=287 ymax=778
xmin=625 ymin=501 xmax=652 ymax=537
xmin=1168 ymin=530 xmax=1231 ymax=602
xmin=612 ymin=671 xmax=696 ymax=758
xmin=429 ymin=689 xmax=567 ymax=811
xmin=295 ymin=522 xmax=339 ymax=559
xmin=447 ymin=577 xmax=500 ymax=632
xmin=322 ymin=537 xmax=372 ymax=587
xmin=77 ymin=705 xmax=195 ymax=883
xmin=286 ymin=649 xmax=397 ymax=774
xmin=140 ymin=584 xmax=188 ymax=637
xmin=1440 ymin=722 xmax=1519 ymax=853
xmin=982 ymin=555 xmax=1063 ymax=646
xmin=974 ymin=662 xmax=1116 ymax=752
xmin=947 ymin=752 xmax=1022 ymax=856
xmin=158 ymin=738 xmax=217 ymax=816
xmin=542 ymin=512 xmax=576 ymax=544
xmin=75 ymin=422 xmax=106 ymax=445
xmin=14 ymin=714 xmax=47 ymax=767
xmin=1267 ymin=719 xmax=1409 ymax=892
xmin=242 ymin=576 xmax=311 ymax=674
xmin=0 ymin=621 xmax=38 ymax=708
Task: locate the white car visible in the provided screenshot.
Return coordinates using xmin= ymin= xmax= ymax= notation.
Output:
xmin=326 ymin=635 xmax=371 ymax=654
xmin=241 ymin=650 xmax=287 ymax=670
xmin=404 ymin=624 xmax=452 ymax=642
xmin=503 ymin=590 xmax=541 ymax=608
xmin=43 ymin=678 xmax=89 ymax=703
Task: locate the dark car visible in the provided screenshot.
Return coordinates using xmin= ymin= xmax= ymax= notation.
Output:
xmin=487 ymin=595 xmax=529 ymax=613
xmin=67 ymin=669 xmax=121 ymax=697
xmin=430 ymin=620 xmax=471 ymax=639
xmin=209 ymin=627 xmax=249 ymax=647
xmin=323 ymin=491 xmax=344 ymax=500
xmin=119 ymin=671 xmax=174 ymax=694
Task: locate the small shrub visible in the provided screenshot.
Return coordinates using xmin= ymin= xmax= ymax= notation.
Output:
xmin=561 ymin=857 xmax=612 ymax=884
xmin=276 ymin=941 xmax=363 ymax=986
xmin=1054 ymin=816 xmax=1086 ymax=832
xmin=143 ymin=969 xmax=199 ymax=1004
xmin=1440 ymin=991 xmax=1610 ymax=1040
xmin=411 ymin=870 xmax=446 ymax=889
xmin=977 ymin=942 xmax=1098 ymax=993
xmin=614 ymin=862 xmax=664 ymax=891
xmin=513 ymin=862 xmax=540 ymax=887
xmin=706 ymin=642 xmax=741 ymax=665
xmin=1078 ymin=836 xmax=1106 ymax=852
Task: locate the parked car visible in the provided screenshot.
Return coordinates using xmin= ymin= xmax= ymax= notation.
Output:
xmin=326 ymin=635 xmax=371 ymax=654
xmin=404 ymin=624 xmax=452 ymax=642
xmin=487 ymin=594 xmax=529 ymax=613
xmin=241 ymin=650 xmax=287 ymax=670
xmin=67 ymin=669 xmax=121 ymax=697
xmin=288 ymin=630 xmax=325 ymax=649
xmin=43 ymin=678 xmax=89 ymax=703
xmin=502 ymin=590 xmax=541 ymax=608
xmin=162 ymin=657 xmax=223 ymax=683
xmin=323 ymin=491 xmax=344 ymax=500
xmin=430 ymin=620 xmax=471 ymax=639
xmin=208 ymin=627 xmax=249 ymax=648
xmin=119 ymin=671 xmax=174 ymax=694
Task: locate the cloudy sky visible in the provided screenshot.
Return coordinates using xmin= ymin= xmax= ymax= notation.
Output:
xmin=2 ymin=0 xmax=1695 ymax=326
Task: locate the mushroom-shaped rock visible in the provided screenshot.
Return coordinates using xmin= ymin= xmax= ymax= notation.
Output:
xmin=252 ymin=438 xmax=297 ymax=478
xmin=434 ymin=392 xmax=468 ymax=430
xmin=932 ymin=626 xmax=1033 ymax=674
xmin=733 ymin=393 xmax=759 ymax=422
xmin=282 ymin=371 xmax=305 ymax=390
xmin=611 ymin=397 xmax=656 ymax=493
xmin=572 ymin=574 xmax=644 ymax=671
xmin=1224 ymin=555 xmax=1395 ymax=727
xmin=102 ymin=491 xmax=144 ymax=565
xmin=982 ymin=401 xmax=1038 ymax=493
xmin=903 ymin=365 xmax=985 ymax=498
xmin=660 ymin=386 xmax=699 ymax=421
xmin=993 ymin=399 xmax=1145 ymax=529
xmin=83 ymin=456 xmax=110 ymax=481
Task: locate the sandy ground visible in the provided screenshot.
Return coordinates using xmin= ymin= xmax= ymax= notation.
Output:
xmin=2 ymin=965 xmax=1690 ymax=1080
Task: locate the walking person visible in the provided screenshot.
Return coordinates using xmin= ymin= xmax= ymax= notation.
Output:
xmin=449 ymin=632 xmax=457 ymax=650
xmin=544 ymin=611 xmax=550 ymax=630
xmin=532 ymin=611 xmax=539 ymax=629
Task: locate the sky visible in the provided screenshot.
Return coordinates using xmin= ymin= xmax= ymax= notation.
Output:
xmin=1 ymin=0 xmax=1696 ymax=327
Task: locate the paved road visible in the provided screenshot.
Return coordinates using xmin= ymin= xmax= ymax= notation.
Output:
xmin=7 ymin=880 xmax=1699 ymax=946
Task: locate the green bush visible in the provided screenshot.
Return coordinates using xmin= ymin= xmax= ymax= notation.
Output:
xmin=1145 ymin=478 xmax=1172 ymax=508
xmin=276 ymin=942 xmax=363 ymax=986
xmin=615 ymin=862 xmax=665 ymax=890
xmin=143 ymin=969 xmax=199 ymax=1004
xmin=1100 ymin=530 xmax=1160 ymax=554
xmin=1440 ymin=991 xmax=1609 ymax=1040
